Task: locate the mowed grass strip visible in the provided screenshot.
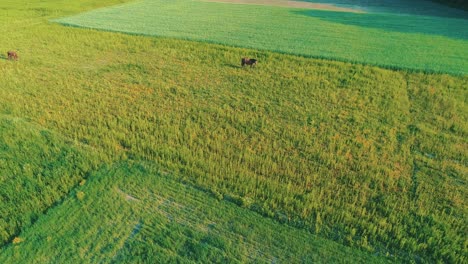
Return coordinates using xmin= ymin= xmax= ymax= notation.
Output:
xmin=0 ymin=162 xmax=389 ymax=263
xmin=53 ymin=0 xmax=468 ymax=74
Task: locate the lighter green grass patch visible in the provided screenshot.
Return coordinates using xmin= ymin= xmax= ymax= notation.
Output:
xmin=53 ymin=0 xmax=468 ymax=74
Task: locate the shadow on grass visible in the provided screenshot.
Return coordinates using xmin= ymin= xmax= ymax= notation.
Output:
xmin=298 ymin=0 xmax=468 ymax=19
xmin=294 ymin=9 xmax=468 ymax=40
xmin=223 ymin=63 xmax=242 ymax=69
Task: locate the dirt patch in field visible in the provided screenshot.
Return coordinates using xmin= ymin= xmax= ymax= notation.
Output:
xmin=201 ymin=0 xmax=364 ymax=13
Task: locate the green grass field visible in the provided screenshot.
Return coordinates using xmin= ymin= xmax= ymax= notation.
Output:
xmin=0 ymin=0 xmax=467 ymax=262
xmin=0 ymin=116 xmax=100 ymax=247
xmin=303 ymin=0 xmax=468 ymax=17
xmin=0 ymin=162 xmax=387 ymax=263
xmin=53 ymin=0 xmax=468 ymax=74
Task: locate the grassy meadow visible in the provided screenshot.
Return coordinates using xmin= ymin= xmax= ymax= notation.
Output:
xmin=0 ymin=162 xmax=386 ymax=263
xmin=0 ymin=0 xmax=467 ymax=262
xmin=0 ymin=116 xmax=100 ymax=247
xmin=53 ymin=0 xmax=468 ymax=74
xmin=303 ymin=0 xmax=468 ymax=16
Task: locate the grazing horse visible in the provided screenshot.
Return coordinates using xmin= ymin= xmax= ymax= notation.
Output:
xmin=7 ymin=51 xmax=18 ymax=60
xmin=241 ymin=57 xmax=257 ymax=67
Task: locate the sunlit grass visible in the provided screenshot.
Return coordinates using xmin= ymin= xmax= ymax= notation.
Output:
xmin=0 ymin=162 xmax=388 ymax=263
xmin=54 ymin=0 xmax=468 ymax=74
xmin=0 ymin=0 xmax=466 ymax=262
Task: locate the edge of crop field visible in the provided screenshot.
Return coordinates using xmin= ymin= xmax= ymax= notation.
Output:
xmin=49 ymin=20 xmax=467 ymax=77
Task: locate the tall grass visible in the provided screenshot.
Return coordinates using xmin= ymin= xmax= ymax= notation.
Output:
xmin=53 ymin=0 xmax=468 ymax=74
xmin=0 ymin=0 xmax=466 ymax=262
xmin=0 ymin=116 xmax=100 ymax=247
xmin=0 ymin=162 xmax=388 ymax=263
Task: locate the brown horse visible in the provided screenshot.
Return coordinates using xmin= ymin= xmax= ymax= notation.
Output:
xmin=7 ymin=51 xmax=18 ymax=60
xmin=241 ymin=57 xmax=257 ymax=67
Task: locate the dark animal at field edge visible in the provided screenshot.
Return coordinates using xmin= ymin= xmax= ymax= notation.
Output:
xmin=7 ymin=51 xmax=18 ymax=61
xmin=241 ymin=57 xmax=257 ymax=67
